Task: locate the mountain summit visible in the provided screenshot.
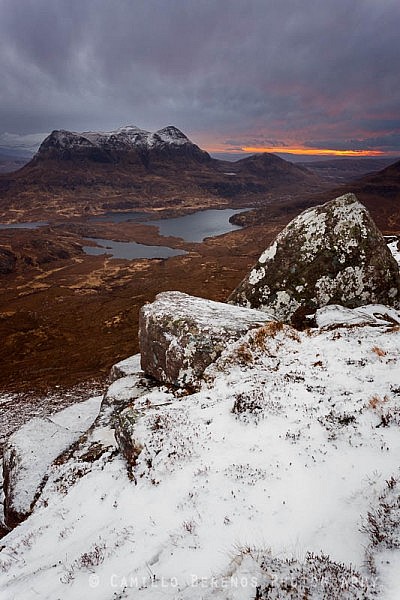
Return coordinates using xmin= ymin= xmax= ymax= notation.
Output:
xmin=35 ymin=125 xmax=211 ymax=165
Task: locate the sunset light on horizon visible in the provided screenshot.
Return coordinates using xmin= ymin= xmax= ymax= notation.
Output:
xmin=241 ymin=146 xmax=386 ymax=158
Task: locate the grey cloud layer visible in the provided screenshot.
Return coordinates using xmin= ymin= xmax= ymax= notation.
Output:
xmin=0 ymin=0 xmax=399 ymax=150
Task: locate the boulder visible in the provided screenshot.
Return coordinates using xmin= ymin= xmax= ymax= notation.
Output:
xmin=229 ymin=194 xmax=400 ymax=323
xmin=98 ymin=372 xmax=156 ymax=426
xmin=139 ymin=291 xmax=274 ymax=387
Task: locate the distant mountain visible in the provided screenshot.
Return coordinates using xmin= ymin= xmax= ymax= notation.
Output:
xmin=0 ymin=125 xmax=326 ymax=222
xmin=301 ymin=157 xmax=400 ymax=185
xmin=230 ymin=158 xmax=400 ymax=234
xmin=341 ymin=158 xmax=400 ymax=231
xmin=235 ymin=152 xmax=318 ymax=182
xmin=33 ymin=125 xmax=211 ymax=166
xmin=0 ymin=154 xmax=30 ymax=174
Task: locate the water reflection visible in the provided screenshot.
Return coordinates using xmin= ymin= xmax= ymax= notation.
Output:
xmin=0 ymin=208 xmax=247 ymax=260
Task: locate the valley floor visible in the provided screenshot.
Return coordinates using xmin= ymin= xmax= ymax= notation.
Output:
xmin=0 ymin=219 xmax=284 ymax=393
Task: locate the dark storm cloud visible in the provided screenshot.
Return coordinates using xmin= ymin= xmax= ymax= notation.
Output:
xmin=0 ymin=0 xmax=399 ymax=152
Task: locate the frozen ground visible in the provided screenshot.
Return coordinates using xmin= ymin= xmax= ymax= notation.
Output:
xmin=0 ymin=381 xmax=106 ymax=459
xmin=0 ymin=236 xmax=398 ymax=599
xmin=0 ymin=304 xmax=399 ymax=599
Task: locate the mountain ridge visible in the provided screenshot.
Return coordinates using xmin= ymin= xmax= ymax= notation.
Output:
xmin=34 ymin=125 xmax=211 ymax=166
xmin=0 ymin=124 xmax=325 ymax=222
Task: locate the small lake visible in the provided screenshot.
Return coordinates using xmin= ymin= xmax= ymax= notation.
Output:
xmin=83 ymin=238 xmax=185 ymax=260
xmin=0 ymin=221 xmax=48 ymax=229
xmin=92 ymin=208 xmax=244 ymax=243
xmin=0 ymin=208 xmax=247 ymax=260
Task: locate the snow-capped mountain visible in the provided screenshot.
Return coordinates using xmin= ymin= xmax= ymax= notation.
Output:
xmin=35 ymin=125 xmax=211 ymax=164
xmin=0 ymin=123 xmax=326 ymax=222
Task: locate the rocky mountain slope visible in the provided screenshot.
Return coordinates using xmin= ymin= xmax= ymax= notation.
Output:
xmin=0 ymin=195 xmax=399 ymax=599
xmin=0 ymin=125 xmax=325 ymax=222
xmin=1 ymin=303 xmax=399 ymax=599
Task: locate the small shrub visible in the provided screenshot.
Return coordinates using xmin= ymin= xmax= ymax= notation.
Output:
xmin=368 ymin=395 xmax=389 ymax=410
xmin=182 ymin=520 xmax=196 ymax=534
xmin=361 ymin=474 xmax=400 ymax=573
xmin=254 ymin=551 xmax=377 ymax=599
xmin=232 ymin=390 xmax=264 ymax=419
xmin=371 ymin=346 xmax=386 ymax=357
xmin=234 ymin=342 xmax=254 ymax=365
xmin=253 ymin=322 xmax=284 ymax=348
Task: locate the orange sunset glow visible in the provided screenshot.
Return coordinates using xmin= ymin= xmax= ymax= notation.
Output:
xmin=242 ymin=146 xmax=385 ymax=157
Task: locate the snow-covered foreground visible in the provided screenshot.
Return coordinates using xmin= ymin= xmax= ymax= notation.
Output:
xmin=0 ymin=305 xmax=399 ymax=599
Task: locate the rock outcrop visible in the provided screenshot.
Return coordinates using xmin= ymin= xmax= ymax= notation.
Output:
xmin=229 ymin=193 xmax=400 ymax=324
xmin=3 ymin=418 xmax=79 ymax=528
xmin=2 ymin=398 xmax=101 ymax=528
xmin=109 ymin=354 xmax=142 ymax=382
xmin=139 ymin=291 xmax=274 ymax=387
xmin=1 ymin=296 xmax=400 ymax=595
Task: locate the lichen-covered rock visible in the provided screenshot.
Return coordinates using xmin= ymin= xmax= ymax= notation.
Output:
xmin=139 ymin=291 xmax=274 ymax=387
xmin=229 ymin=193 xmax=400 ymax=323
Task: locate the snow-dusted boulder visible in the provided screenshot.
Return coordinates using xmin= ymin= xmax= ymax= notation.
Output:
xmin=109 ymin=353 xmax=142 ymax=382
xmin=2 ymin=397 xmax=101 ymax=528
xmin=139 ymin=291 xmax=274 ymax=387
xmin=114 ymin=388 xmax=176 ymax=475
xmin=229 ymin=193 xmax=400 ymax=324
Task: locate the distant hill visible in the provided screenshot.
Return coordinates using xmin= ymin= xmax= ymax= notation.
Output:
xmin=0 ymin=150 xmax=31 ymax=174
xmin=342 ymin=158 xmax=400 ymax=231
xmin=0 ymin=125 xmax=325 ymax=222
xmin=301 ymin=157 xmax=399 ymax=185
xmin=231 ymin=158 xmax=400 ymax=234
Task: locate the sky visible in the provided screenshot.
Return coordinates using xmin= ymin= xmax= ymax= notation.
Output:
xmin=0 ymin=0 xmax=399 ymax=159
